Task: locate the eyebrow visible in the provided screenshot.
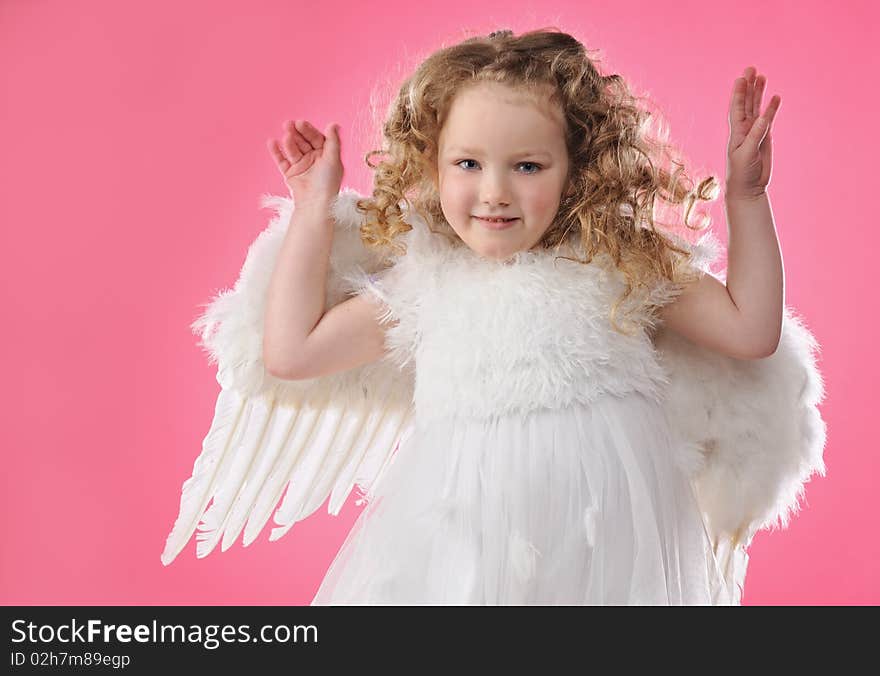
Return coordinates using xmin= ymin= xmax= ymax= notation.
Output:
xmin=445 ymin=147 xmax=554 ymax=159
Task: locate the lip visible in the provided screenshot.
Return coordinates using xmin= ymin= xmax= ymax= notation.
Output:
xmin=473 ymin=216 xmax=519 ymax=230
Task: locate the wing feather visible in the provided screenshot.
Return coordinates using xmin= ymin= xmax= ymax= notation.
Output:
xmin=221 ymin=400 xmax=300 ymax=552
xmin=195 ymin=394 xmax=276 ymax=557
xmin=329 ymin=394 xmax=411 ymax=515
xmin=240 ymin=390 xmax=333 ymax=548
xmin=290 ymin=372 xmax=404 ymax=524
xmin=162 ymin=382 xmax=414 ymax=564
xmin=160 ymin=387 xmax=248 ymax=566
xmin=162 ymin=188 xmax=416 ymax=565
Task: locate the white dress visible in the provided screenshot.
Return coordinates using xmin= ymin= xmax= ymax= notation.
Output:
xmin=312 ymin=395 xmax=732 ymax=605
xmin=161 ymin=188 xmax=825 ymax=607
xmin=311 ymin=219 xmax=733 ymax=605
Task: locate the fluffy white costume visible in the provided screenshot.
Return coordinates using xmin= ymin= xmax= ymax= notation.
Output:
xmin=161 ymin=188 xmax=826 ymax=605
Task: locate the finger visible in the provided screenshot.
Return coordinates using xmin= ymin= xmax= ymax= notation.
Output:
xmin=760 ymin=128 xmax=773 ymax=167
xmin=730 ymin=76 xmax=746 ymax=123
xmin=267 ymin=138 xmax=292 ymax=173
xmin=283 ymin=120 xmax=308 ymax=159
xmin=296 ymin=120 xmax=325 ymax=149
xmin=753 ymin=74 xmax=766 ymax=119
xmin=759 ymin=95 xmax=781 ymax=136
xmin=286 ymin=119 xmax=312 ymax=154
xmin=767 ymin=94 xmax=781 ymax=123
xmin=324 ymin=123 xmax=340 ymax=151
xmin=746 ymin=107 xmax=772 ymax=152
xmin=743 ymin=66 xmax=755 ymax=119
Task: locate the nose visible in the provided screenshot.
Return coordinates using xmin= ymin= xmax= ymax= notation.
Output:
xmin=480 ymin=168 xmax=511 ymax=206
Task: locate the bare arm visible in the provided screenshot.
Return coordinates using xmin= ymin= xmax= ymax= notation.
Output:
xmin=262 ymin=198 xmax=334 ymax=376
xmin=274 ymin=293 xmax=389 ymax=380
xmin=658 ymin=191 xmax=784 ymax=360
xmin=262 ymin=200 xmax=390 ymax=380
xmin=658 ymin=67 xmax=784 ymax=360
xmin=262 ymin=118 xmax=390 ymax=379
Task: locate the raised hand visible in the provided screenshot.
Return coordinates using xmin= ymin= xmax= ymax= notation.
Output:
xmin=267 ymin=120 xmax=344 ymax=205
xmin=726 ymin=66 xmax=780 ymax=200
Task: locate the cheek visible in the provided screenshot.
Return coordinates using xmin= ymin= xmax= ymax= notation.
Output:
xmin=438 ymin=181 xmax=466 ymax=226
xmin=522 ymin=187 xmax=558 ymax=216
xmin=528 ymin=173 xmax=568 ymax=212
xmin=440 ymin=176 xmax=472 ymax=210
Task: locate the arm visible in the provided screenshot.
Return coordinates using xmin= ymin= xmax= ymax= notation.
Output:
xmin=658 ymin=190 xmax=784 ymax=360
xmin=262 ymin=198 xmax=334 ymax=376
xmin=262 ymin=198 xmax=388 ymax=380
xmin=268 ymin=292 xmax=389 ymax=381
xmin=263 ymin=119 xmax=388 ymax=379
xmin=657 ymin=66 xmax=784 ymax=360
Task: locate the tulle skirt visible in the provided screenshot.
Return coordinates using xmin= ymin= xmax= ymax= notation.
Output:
xmin=311 ymin=391 xmax=733 ymax=605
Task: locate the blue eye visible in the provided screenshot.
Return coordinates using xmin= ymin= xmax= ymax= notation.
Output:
xmin=454 ymin=160 xmax=542 ymax=174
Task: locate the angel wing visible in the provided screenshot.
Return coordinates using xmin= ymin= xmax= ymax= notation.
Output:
xmin=161 ymin=188 xmax=415 ymax=566
xmin=653 ymin=233 xmax=827 ymax=604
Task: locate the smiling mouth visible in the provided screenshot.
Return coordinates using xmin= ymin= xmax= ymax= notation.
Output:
xmin=474 ymin=216 xmax=519 ymax=230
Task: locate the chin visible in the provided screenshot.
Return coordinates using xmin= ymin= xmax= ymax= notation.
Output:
xmin=452 ymin=225 xmax=528 ymax=260
xmin=472 ymin=241 xmax=520 ymax=261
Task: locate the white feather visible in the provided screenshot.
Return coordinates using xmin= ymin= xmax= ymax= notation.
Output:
xmin=164 ymin=183 xmax=826 ymax=600
xmin=161 ymin=387 xmax=247 ymax=566
xmin=161 ymin=190 xmax=414 ymax=565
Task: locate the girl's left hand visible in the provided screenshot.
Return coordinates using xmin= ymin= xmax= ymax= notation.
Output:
xmin=725 ymin=66 xmax=780 ymax=200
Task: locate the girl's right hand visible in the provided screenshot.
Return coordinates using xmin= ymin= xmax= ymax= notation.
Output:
xmin=267 ymin=120 xmax=344 ymax=205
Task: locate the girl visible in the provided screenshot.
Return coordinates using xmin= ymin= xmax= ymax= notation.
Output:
xmin=162 ymin=28 xmax=825 ymax=605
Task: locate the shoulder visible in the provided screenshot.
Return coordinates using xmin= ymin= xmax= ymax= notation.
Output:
xmin=642 ymin=228 xmax=726 ymax=310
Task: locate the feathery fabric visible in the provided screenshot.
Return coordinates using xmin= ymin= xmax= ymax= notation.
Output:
xmin=163 ymin=189 xmax=825 ymax=605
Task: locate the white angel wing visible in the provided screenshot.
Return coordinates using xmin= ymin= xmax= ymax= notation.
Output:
xmin=161 ymin=188 xmax=415 ymax=566
xmin=652 ymin=233 xmax=827 ymax=603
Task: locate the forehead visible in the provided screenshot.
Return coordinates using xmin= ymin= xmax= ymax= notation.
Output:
xmin=439 ymin=82 xmax=566 ymax=153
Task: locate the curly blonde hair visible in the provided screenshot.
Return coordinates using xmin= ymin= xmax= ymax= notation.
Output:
xmin=355 ymin=27 xmax=720 ymax=334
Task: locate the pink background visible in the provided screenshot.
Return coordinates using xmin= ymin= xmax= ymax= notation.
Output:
xmin=1 ymin=0 xmax=874 ymax=605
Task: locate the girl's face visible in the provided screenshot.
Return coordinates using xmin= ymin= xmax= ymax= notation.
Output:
xmin=436 ymin=81 xmax=570 ymax=261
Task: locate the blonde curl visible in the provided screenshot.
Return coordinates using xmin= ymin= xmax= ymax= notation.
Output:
xmin=355 ymin=27 xmax=720 ymax=334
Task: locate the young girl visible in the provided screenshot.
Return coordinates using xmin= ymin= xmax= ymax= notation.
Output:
xmin=162 ymin=28 xmax=826 ymax=605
